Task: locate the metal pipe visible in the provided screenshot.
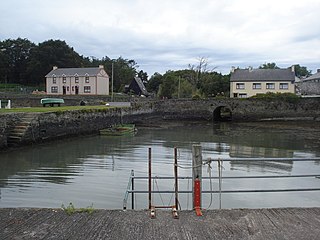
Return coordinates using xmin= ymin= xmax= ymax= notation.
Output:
xmin=128 ymin=188 xmax=320 ymax=194
xmin=148 ymin=147 xmax=152 ymax=210
xmin=131 ymin=170 xmax=134 ymax=209
xmin=174 ymin=147 xmax=178 ymax=209
xmin=132 ymin=174 xmax=320 ymax=180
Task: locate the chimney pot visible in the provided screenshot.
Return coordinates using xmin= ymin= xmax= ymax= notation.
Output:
xmin=99 ymin=65 xmax=104 ymax=69
xmin=53 ymin=66 xmax=58 ymax=70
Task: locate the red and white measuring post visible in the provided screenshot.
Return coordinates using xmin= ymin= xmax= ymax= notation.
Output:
xmin=192 ymin=145 xmax=203 ymax=216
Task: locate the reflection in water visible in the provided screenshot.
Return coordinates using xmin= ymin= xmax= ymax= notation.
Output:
xmin=0 ymin=121 xmax=319 ymax=209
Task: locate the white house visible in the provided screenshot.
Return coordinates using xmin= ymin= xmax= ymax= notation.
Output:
xmin=45 ymin=65 xmax=109 ymax=95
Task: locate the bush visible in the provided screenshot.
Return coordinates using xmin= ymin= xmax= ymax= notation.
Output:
xmin=251 ymin=92 xmax=300 ymax=103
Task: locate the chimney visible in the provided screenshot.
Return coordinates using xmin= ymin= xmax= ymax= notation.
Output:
xmin=230 ymin=66 xmax=235 ymax=73
xmin=317 ymin=69 xmax=320 ymax=73
xmin=248 ymin=66 xmax=253 ymax=72
xmin=291 ymin=65 xmax=295 ymax=72
xmin=53 ymin=66 xmax=58 ymax=70
xmin=99 ymin=65 xmax=104 ymax=69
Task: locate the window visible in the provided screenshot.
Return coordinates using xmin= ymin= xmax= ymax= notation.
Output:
xmin=239 ymin=93 xmax=247 ymax=98
xmin=279 ymin=83 xmax=289 ymax=89
xmin=51 ymin=86 xmax=58 ymax=93
xmin=67 ymin=86 xmax=69 ymax=91
xmin=85 ymin=76 xmax=89 ymax=83
xmin=252 ymin=83 xmax=261 ymax=89
xmin=84 ymin=86 xmax=91 ymax=93
xmin=63 ymin=76 xmax=66 ymax=83
xmin=236 ymin=83 xmax=245 ymax=89
xmin=53 ymin=77 xmax=56 ymax=84
xmin=75 ymin=76 xmax=79 ymax=83
xmin=266 ymin=83 xmax=275 ymax=89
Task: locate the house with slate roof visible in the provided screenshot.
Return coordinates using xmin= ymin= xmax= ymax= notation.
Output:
xmin=124 ymin=77 xmax=151 ymax=97
xmin=45 ymin=65 xmax=109 ymax=95
xmin=230 ymin=66 xmax=296 ymax=98
xmin=299 ymin=69 xmax=320 ymax=96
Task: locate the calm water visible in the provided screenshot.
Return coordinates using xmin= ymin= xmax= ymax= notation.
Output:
xmin=0 ymin=121 xmax=320 ymax=209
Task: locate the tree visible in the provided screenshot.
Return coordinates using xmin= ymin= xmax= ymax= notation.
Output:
xmin=259 ymin=62 xmax=279 ymax=69
xmin=26 ymin=39 xmax=86 ymax=85
xmin=0 ymin=38 xmax=36 ymax=84
xmin=293 ymin=64 xmax=311 ymax=77
xmin=147 ymin=72 xmax=163 ymax=94
xmin=137 ymin=70 xmax=148 ymax=84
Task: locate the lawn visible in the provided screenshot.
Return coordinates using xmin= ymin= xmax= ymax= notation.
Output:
xmin=0 ymin=105 xmax=113 ymax=113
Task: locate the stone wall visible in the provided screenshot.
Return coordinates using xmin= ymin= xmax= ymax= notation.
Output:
xmin=153 ymin=98 xmax=320 ymax=121
xmin=0 ymin=104 xmax=155 ymax=149
xmin=1 ymin=97 xmax=320 ymax=150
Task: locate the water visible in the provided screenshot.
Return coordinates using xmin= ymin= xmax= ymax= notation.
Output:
xmin=0 ymin=121 xmax=320 ymax=209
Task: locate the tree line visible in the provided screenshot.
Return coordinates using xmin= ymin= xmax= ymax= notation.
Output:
xmin=0 ymin=38 xmax=146 ymax=92
xmin=0 ymin=38 xmax=312 ymax=98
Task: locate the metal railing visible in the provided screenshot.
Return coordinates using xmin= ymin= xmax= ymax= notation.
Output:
xmin=123 ymin=157 xmax=320 ymax=210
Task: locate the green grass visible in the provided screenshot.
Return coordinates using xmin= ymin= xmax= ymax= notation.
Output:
xmin=0 ymin=105 xmax=113 ymax=113
xmin=61 ymin=202 xmax=95 ymax=215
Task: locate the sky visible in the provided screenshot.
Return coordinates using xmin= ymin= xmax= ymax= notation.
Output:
xmin=1 ymin=0 xmax=319 ymax=76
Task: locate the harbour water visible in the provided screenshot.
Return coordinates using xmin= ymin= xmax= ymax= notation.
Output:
xmin=0 ymin=121 xmax=319 ymax=209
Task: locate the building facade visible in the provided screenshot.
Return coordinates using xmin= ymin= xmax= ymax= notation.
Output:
xmin=230 ymin=67 xmax=296 ymax=98
xmin=299 ymin=69 xmax=320 ymax=96
xmin=45 ymin=65 xmax=109 ymax=95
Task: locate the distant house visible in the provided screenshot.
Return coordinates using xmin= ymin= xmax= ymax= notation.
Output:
xmin=230 ymin=66 xmax=296 ymax=98
xmin=124 ymin=77 xmax=151 ymax=96
xmin=299 ymin=69 xmax=320 ymax=96
xmin=45 ymin=65 xmax=109 ymax=95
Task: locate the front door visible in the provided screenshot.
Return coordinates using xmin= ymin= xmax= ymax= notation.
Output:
xmin=75 ymin=86 xmax=79 ymax=95
xmin=63 ymin=86 xmax=66 ymax=95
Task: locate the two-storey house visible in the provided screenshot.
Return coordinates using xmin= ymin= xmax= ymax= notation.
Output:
xmin=45 ymin=65 xmax=109 ymax=95
xmin=230 ymin=66 xmax=296 ymax=98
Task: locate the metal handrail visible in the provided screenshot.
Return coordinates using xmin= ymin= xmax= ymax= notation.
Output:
xmin=122 ymin=157 xmax=320 ymax=210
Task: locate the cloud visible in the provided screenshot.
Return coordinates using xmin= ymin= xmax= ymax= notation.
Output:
xmin=1 ymin=0 xmax=319 ymax=76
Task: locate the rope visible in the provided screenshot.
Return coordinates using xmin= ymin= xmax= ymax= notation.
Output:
xmin=217 ymin=158 xmax=223 ymax=209
xmin=206 ymin=159 xmax=214 ymax=209
xmin=154 ymin=176 xmax=165 ymax=206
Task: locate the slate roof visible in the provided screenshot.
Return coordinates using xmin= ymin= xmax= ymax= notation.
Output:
xmin=230 ymin=68 xmax=295 ymax=82
xmin=45 ymin=67 xmax=104 ymax=77
xmin=303 ymin=71 xmax=320 ymax=82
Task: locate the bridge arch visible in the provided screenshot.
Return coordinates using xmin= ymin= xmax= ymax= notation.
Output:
xmin=213 ymin=106 xmax=232 ymax=121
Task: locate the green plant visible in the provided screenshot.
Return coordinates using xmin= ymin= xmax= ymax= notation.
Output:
xmin=61 ymin=202 xmax=95 ymax=215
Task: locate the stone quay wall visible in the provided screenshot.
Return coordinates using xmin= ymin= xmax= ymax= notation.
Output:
xmin=153 ymin=98 xmax=320 ymax=121
xmin=1 ymin=97 xmax=320 ymax=150
xmin=0 ymin=103 xmax=154 ymax=149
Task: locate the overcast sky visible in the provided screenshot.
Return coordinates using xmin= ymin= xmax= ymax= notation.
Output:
xmin=1 ymin=0 xmax=319 ymax=76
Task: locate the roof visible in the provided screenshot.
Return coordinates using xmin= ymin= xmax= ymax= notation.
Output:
xmin=230 ymin=68 xmax=295 ymax=82
xmin=129 ymin=77 xmax=150 ymax=96
xmin=45 ymin=67 xmax=106 ymax=77
xmin=303 ymin=71 xmax=320 ymax=82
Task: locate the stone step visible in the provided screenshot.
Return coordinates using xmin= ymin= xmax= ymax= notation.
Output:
xmin=14 ymin=125 xmax=29 ymax=130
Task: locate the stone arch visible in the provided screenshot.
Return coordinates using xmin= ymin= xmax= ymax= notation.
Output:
xmin=213 ymin=106 xmax=232 ymax=121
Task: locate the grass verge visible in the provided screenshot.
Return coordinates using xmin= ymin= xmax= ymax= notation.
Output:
xmin=0 ymin=105 xmax=112 ymax=113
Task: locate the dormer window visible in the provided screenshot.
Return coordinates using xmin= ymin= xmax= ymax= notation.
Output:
xmin=85 ymin=74 xmax=89 ymax=83
xmin=75 ymin=74 xmax=79 ymax=83
xmin=63 ymin=75 xmax=66 ymax=83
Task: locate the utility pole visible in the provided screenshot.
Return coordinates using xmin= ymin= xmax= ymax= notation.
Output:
xmin=178 ymin=77 xmax=181 ymax=98
xmin=111 ymin=61 xmax=114 ymax=102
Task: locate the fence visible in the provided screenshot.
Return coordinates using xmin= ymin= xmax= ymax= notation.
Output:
xmin=123 ymin=149 xmax=320 ymax=210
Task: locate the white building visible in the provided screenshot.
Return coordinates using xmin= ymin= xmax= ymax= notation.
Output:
xmin=45 ymin=65 xmax=109 ymax=95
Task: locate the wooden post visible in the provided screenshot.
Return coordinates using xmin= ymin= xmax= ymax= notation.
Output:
xmin=192 ymin=145 xmax=202 ymax=209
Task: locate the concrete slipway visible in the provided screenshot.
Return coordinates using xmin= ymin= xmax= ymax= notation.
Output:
xmin=1 ymin=208 xmax=320 ymax=239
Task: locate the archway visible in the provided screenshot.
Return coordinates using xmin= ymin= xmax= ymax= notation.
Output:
xmin=213 ymin=106 xmax=232 ymax=121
